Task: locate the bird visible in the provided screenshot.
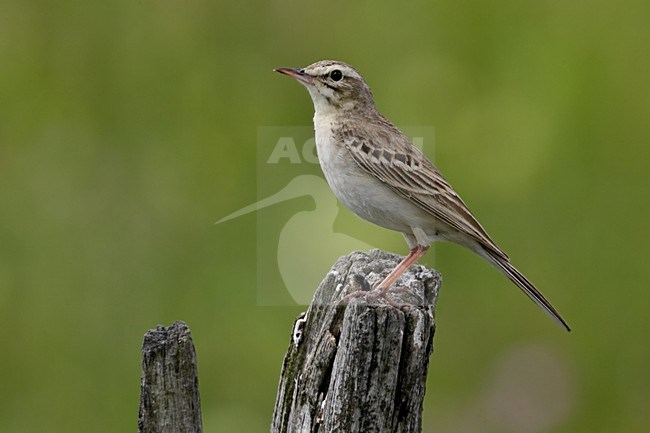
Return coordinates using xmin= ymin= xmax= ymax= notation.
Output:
xmin=274 ymin=60 xmax=570 ymax=331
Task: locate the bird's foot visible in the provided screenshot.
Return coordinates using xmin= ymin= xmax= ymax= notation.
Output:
xmin=367 ymin=286 xmax=404 ymax=308
xmin=339 ymin=288 xmax=370 ymax=305
xmin=339 ymin=286 xmax=408 ymax=309
xmin=374 ymin=285 xmax=427 ymax=307
xmin=337 ymin=273 xmax=423 ymax=309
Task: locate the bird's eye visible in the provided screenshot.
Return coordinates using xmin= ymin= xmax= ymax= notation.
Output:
xmin=329 ymin=69 xmax=343 ymax=81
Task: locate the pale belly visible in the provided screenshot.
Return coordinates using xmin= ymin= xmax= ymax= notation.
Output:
xmin=315 ymin=123 xmax=442 ymax=241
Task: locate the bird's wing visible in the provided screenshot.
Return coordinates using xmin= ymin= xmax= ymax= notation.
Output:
xmin=339 ymin=119 xmax=509 ymax=261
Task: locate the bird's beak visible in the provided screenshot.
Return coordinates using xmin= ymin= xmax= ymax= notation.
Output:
xmin=274 ymin=67 xmax=313 ymax=85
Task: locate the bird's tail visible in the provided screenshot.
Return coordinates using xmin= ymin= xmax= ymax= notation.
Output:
xmin=478 ymin=247 xmax=571 ymax=332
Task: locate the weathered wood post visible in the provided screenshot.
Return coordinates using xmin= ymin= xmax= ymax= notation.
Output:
xmin=271 ymin=250 xmax=441 ymax=433
xmin=138 ymin=321 xmax=203 ymax=433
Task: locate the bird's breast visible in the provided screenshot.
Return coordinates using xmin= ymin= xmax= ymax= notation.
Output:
xmin=313 ymin=114 xmax=437 ymax=237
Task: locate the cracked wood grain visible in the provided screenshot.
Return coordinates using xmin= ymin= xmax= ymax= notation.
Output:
xmin=138 ymin=321 xmax=203 ymax=433
xmin=271 ymin=250 xmax=441 ymax=433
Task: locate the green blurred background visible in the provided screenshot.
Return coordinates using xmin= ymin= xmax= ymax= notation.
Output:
xmin=1 ymin=0 xmax=649 ymax=432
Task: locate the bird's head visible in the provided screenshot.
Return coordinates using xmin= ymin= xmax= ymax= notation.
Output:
xmin=275 ymin=60 xmax=375 ymax=115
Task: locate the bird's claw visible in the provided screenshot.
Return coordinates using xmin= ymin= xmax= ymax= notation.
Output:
xmin=339 ymin=287 xmax=411 ymax=309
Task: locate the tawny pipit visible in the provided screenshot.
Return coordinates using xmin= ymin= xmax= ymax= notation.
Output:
xmin=275 ymin=60 xmax=570 ymax=331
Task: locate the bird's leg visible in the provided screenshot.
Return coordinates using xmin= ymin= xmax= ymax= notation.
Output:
xmin=363 ymin=246 xmax=430 ymax=307
xmin=339 ymin=246 xmax=429 ymax=308
xmin=374 ymin=245 xmax=429 ymax=293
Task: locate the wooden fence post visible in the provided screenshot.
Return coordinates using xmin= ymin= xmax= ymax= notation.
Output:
xmin=138 ymin=321 xmax=203 ymax=433
xmin=271 ymin=250 xmax=441 ymax=433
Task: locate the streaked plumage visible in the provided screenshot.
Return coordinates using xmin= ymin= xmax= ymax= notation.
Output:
xmin=275 ymin=60 xmax=570 ymax=331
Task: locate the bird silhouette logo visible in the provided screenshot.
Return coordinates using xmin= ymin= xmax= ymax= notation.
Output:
xmin=217 ymin=174 xmax=374 ymax=304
